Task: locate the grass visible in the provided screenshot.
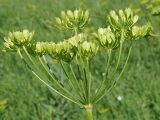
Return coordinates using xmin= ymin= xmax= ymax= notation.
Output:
xmin=0 ymin=0 xmax=160 ymax=119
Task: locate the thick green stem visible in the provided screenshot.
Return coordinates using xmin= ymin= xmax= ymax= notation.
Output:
xmin=85 ymin=104 xmax=93 ymax=120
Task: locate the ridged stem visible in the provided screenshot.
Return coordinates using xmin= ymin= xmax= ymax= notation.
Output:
xmin=85 ymin=104 xmax=93 ymax=120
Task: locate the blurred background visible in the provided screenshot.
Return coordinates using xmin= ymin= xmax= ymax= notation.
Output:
xmin=0 ymin=0 xmax=160 ymax=119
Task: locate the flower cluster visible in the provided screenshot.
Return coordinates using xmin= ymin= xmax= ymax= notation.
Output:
xmin=80 ymin=41 xmax=99 ymax=57
xmin=35 ymin=42 xmax=55 ymax=56
xmin=55 ymin=9 xmax=89 ymax=30
xmin=108 ymin=8 xmax=139 ymax=30
xmin=51 ymin=41 xmax=76 ymax=62
xmin=3 ymin=30 xmax=34 ymax=51
xmin=94 ymin=8 xmax=152 ymax=49
xmin=35 ymin=33 xmax=98 ymax=62
xmin=35 ymin=41 xmax=76 ymax=62
xmin=132 ymin=22 xmax=152 ymax=39
xmin=66 ymin=33 xmax=86 ymax=47
xmin=94 ymin=26 xmax=119 ymax=50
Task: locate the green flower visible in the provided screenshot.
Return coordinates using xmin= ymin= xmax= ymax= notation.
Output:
xmin=35 ymin=42 xmax=55 ymax=56
xmin=35 ymin=41 xmax=77 ymax=62
xmin=3 ymin=37 xmax=15 ymax=51
xmin=108 ymin=8 xmax=139 ymax=30
xmin=55 ymin=9 xmax=89 ymax=30
xmin=67 ymin=33 xmax=86 ymax=47
xmin=132 ymin=22 xmax=152 ymax=39
xmin=35 ymin=42 xmax=47 ymax=56
xmin=55 ymin=41 xmax=76 ymax=62
xmin=94 ymin=26 xmax=119 ymax=49
xmin=80 ymin=41 xmax=99 ymax=57
xmin=3 ymin=29 xmax=34 ymax=51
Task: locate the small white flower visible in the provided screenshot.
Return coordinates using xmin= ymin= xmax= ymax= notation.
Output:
xmin=117 ymin=96 xmax=123 ymax=101
xmin=102 ymin=72 xmax=106 ymax=76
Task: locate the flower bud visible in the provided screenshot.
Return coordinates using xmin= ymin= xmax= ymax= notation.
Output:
xmin=94 ymin=26 xmax=118 ymax=49
xmin=74 ymin=10 xmax=79 ymax=19
xmin=80 ymin=41 xmax=99 ymax=57
xmin=55 ymin=17 xmax=62 ymax=25
xmin=67 ymin=10 xmax=74 ymax=19
xmin=61 ymin=11 xmax=66 ymax=18
xmin=3 ymin=29 xmax=34 ymax=51
xmin=45 ymin=42 xmax=56 ymax=55
xmin=23 ymin=29 xmax=33 ymax=41
xmin=3 ymin=37 xmax=15 ymax=51
xmin=118 ymin=10 xmax=126 ymax=23
xmin=35 ymin=42 xmax=56 ymax=56
xmin=125 ymin=8 xmax=133 ymax=19
xmin=56 ymin=9 xmax=89 ymax=30
xmin=108 ymin=8 xmax=139 ymax=29
xmin=84 ymin=10 xmax=89 ymax=20
xmin=132 ymin=23 xmax=152 ymax=39
xmin=35 ymin=42 xmax=45 ymax=56
xmin=67 ymin=33 xmax=86 ymax=47
xmin=132 ymin=15 xmax=139 ymax=25
xmin=109 ymin=10 xmax=119 ymax=24
xmin=55 ymin=41 xmax=76 ymax=62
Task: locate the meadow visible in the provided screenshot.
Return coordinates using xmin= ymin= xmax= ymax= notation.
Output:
xmin=0 ymin=0 xmax=160 ymax=119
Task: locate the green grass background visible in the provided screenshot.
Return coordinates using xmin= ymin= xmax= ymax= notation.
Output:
xmin=0 ymin=0 xmax=160 ymax=119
